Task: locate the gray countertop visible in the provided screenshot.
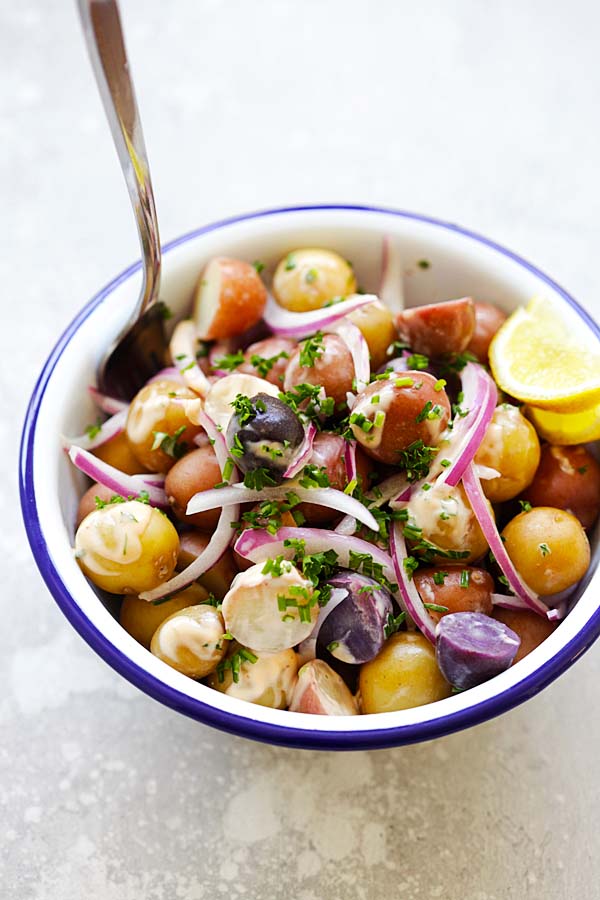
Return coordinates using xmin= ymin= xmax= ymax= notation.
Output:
xmin=3 ymin=1 xmax=599 ymax=897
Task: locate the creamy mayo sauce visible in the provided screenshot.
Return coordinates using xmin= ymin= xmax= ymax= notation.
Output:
xmin=126 ymin=380 xmax=186 ymax=445
xmin=204 ymin=374 xmax=279 ymax=431
xmin=222 ymin=649 xmax=297 ymax=707
xmin=75 ymin=501 xmax=153 ymax=574
xmin=155 ymin=607 xmax=224 ymax=664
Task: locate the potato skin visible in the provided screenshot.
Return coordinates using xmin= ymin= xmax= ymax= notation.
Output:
xmin=93 ymin=432 xmax=141 ymax=476
xmin=272 ymin=248 xmax=357 ymax=312
xmin=177 ymin=530 xmax=239 ymax=599
xmin=359 ymin=633 xmax=451 ymax=713
xmin=283 ymin=334 xmax=355 ymax=408
xmin=397 ymin=297 xmax=475 ymax=358
xmin=165 ymin=445 xmax=222 ymax=529
xmin=466 ymin=302 xmax=507 ymax=362
xmin=350 ymin=371 xmax=451 ymax=465
xmin=492 ymin=608 xmax=556 ymax=664
xmin=474 ymin=404 xmax=541 ymax=502
xmin=194 ymin=257 xmax=267 ymax=340
xmin=76 ymin=483 xmax=117 ymax=527
xmin=347 ymin=300 xmax=397 ymax=370
xmin=120 ymin=583 xmax=208 ymax=649
xmin=238 ymin=337 xmax=297 ymax=387
xmin=125 ymin=380 xmax=202 ymax=474
xmin=414 ymin=566 xmax=494 ymax=623
xmin=522 ymin=444 xmax=600 ymax=529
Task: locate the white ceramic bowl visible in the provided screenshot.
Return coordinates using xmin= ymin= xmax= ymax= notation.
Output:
xmin=20 ymin=205 xmax=600 ymax=749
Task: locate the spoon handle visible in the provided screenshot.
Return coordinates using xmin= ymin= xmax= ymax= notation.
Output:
xmin=77 ymin=0 xmax=161 ymax=315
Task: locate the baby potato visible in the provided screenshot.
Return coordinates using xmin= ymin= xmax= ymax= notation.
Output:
xmin=209 ymin=644 xmax=298 ymax=709
xmin=492 ymin=608 xmax=557 ymax=663
xmin=239 ymin=337 xmax=297 ymax=387
xmin=474 ymin=404 xmax=540 ymax=502
xmin=272 ymin=248 xmax=357 ymax=312
xmin=151 ymin=604 xmax=226 ymax=678
xmin=501 ymin=507 xmax=590 ymax=596
xmin=76 ymin=483 xmax=118 ymax=527
xmin=414 ymin=566 xmax=494 ymax=623
xmin=298 ymin=433 xmax=371 ymax=525
xmin=350 ymin=372 xmax=451 ymax=466
xmin=397 ymin=297 xmax=475 ymax=358
xmin=93 ymin=431 xmax=141 ymax=475
xmin=125 ymin=379 xmax=202 ymax=473
xmin=164 ymin=445 xmax=222 ymax=529
xmin=75 ymin=500 xmax=179 ymax=594
xmin=522 ymin=444 xmax=600 ymax=529
xmin=466 ymin=302 xmax=507 ymax=362
xmin=283 ymin=333 xmax=355 ymax=408
xmin=346 ymin=299 xmax=397 ymax=370
xmin=406 ymin=481 xmax=489 ymax=563
xmin=290 ymin=659 xmax=359 ymax=715
xmin=177 ymin=530 xmax=239 ymax=599
xmin=120 ymin=583 xmax=208 ymax=649
xmin=193 ymin=256 xmax=267 ymax=340
xmin=359 ymin=632 xmax=451 ymax=714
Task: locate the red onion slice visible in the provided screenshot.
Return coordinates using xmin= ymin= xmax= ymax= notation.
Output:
xmin=296 ymin=588 xmax=349 ymax=664
xmin=283 ymin=423 xmax=317 ymax=479
xmin=344 ymin=440 xmax=357 ymax=484
xmin=491 ymin=593 xmax=531 ymax=612
xmin=67 ymin=446 xmax=168 ymax=508
xmin=197 ymin=410 xmax=234 ymax=475
xmin=146 ymin=366 xmax=186 ymax=385
xmin=63 ymin=409 xmax=127 ymax=452
xmin=186 ymin=482 xmax=380 ymax=533
xmin=379 ymin=235 xmax=404 ymax=314
xmin=389 ymin=522 xmax=436 ymax=643
xmin=87 ymin=386 xmax=128 ymax=415
xmin=462 ymin=464 xmax=550 ymax=618
xmin=169 ymin=319 xmax=211 ymax=397
xmin=326 ymin=319 xmax=370 ymax=392
xmin=263 ymin=292 xmax=378 ymax=339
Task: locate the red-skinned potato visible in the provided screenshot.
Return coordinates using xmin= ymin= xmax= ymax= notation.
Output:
xmin=193 ymin=257 xmax=267 ymax=340
xmin=414 ymin=566 xmax=494 ymax=623
xmin=298 ymin=433 xmax=371 ymax=524
xmin=289 ymin=659 xmax=359 ymax=715
xmin=283 ymin=333 xmax=355 ymax=408
xmin=238 ymin=337 xmax=297 ymax=387
xmin=177 ymin=530 xmax=239 ymax=599
xmin=466 ymin=302 xmax=507 ymax=362
xmin=164 ymin=445 xmax=222 ymax=529
xmin=492 ymin=608 xmax=556 ymax=664
xmin=76 ymin=483 xmax=117 ymax=527
xmin=350 ymin=371 xmax=451 ymax=465
xmin=522 ymin=444 xmax=600 ymax=530
xmin=397 ymin=297 xmax=475 ymax=357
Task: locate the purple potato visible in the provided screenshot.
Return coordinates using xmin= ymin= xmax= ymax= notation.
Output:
xmin=435 ymin=612 xmax=520 ymax=690
xmin=318 ymin=571 xmax=394 ymax=665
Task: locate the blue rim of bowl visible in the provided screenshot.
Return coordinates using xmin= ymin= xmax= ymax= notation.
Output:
xmin=19 ymin=203 xmax=600 ymax=750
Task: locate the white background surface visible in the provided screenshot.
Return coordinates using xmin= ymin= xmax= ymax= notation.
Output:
xmin=3 ymin=1 xmax=600 ymax=897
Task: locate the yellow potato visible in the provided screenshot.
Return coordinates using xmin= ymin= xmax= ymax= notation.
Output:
xmin=120 ymin=584 xmax=208 ymax=649
xmin=272 ymin=248 xmax=357 ymax=312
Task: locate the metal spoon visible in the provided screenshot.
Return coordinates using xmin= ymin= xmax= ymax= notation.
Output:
xmin=78 ymin=0 xmax=166 ymax=400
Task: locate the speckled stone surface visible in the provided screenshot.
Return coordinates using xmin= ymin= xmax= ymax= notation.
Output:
xmin=4 ymin=1 xmax=600 ymax=897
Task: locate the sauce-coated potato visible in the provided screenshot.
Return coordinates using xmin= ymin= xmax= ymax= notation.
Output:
xmin=125 ymin=380 xmax=202 ymax=473
xmin=522 ymin=444 xmax=600 ymax=529
xmin=492 ymin=607 xmax=557 ymax=663
xmin=359 ymin=632 xmax=451 ymax=713
xmin=239 ymin=337 xmax=297 ymax=387
xmin=397 ymin=297 xmax=475 ymax=358
xmin=466 ymin=302 xmax=507 ymax=362
xmin=93 ymin=431 xmax=141 ymax=475
xmin=414 ymin=566 xmax=494 ymax=623
xmin=120 ymin=583 xmax=208 ymax=649
xmin=290 ymin=659 xmax=359 ymax=715
xmin=350 ymin=372 xmax=451 ymax=465
xmin=501 ymin=507 xmax=590 ymax=595
xmin=151 ymin=604 xmax=226 ymax=678
xmin=406 ymin=481 xmax=489 ymax=563
xmin=298 ymin=433 xmax=371 ymax=525
xmin=272 ymin=248 xmax=357 ymax=312
xmin=164 ymin=445 xmax=222 ymax=529
xmin=283 ymin=333 xmax=355 ymax=408
xmin=177 ymin=530 xmax=239 ymax=599
xmin=209 ymin=645 xmax=298 ymax=709
xmin=193 ymin=256 xmax=267 ymax=340
xmin=75 ymin=500 xmax=179 ymax=594
xmin=474 ymin=404 xmax=541 ymax=502
xmin=347 ymin=300 xmax=397 ymax=370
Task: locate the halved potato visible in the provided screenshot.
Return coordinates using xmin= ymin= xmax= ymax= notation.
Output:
xmin=193 ymin=257 xmax=267 ymax=340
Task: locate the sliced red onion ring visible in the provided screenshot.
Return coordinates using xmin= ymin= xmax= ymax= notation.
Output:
xmin=344 ymin=440 xmax=357 ymax=484
xmin=131 ymin=474 xmax=165 ymax=488
xmin=67 ymin=446 xmax=168 ymax=508
xmin=326 ymin=319 xmax=370 ymax=392
xmin=462 ymin=464 xmax=550 ymax=618
xmin=263 ymin=292 xmax=378 ymax=339
xmin=197 ymin=410 xmax=232 ymax=472
xmin=146 ymin=366 xmax=186 ymax=385
xmin=87 ymin=386 xmax=128 ymax=415
xmin=475 ymin=464 xmax=501 ymax=480
xmin=491 ymin=593 xmax=531 ymax=612
xmin=547 ymin=604 xmax=567 ymax=622
xmin=389 ymin=522 xmax=436 ymax=643
xmin=186 ymin=483 xmax=380 ymax=532
xmin=283 ymin=423 xmax=317 ymax=479
xmin=169 ymin=319 xmax=211 ymax=397
xmin=379 ymin=235 xmax=404 ymax=314
xmin=62 ymin=409 xmax=127 ymax=452
xmin=296 ymin=588 xmax=349 ymax=664
xmin=193 ymin=431 xmax=212 ymax=449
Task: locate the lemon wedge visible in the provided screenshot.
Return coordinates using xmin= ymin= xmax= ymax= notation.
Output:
xmin=489 ymin=296 xmax=600 ymax=413
xmin=525 ymin=403 xmax=600 ymax=445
